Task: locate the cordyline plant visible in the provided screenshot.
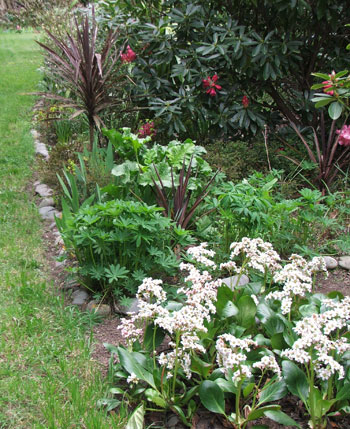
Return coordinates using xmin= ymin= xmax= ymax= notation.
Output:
xmin=36 ymin=8 xmax=124 ymax=150
xmin=151 ymin=155 xmax=218 ymax=230
xmin=277 ymin=116 xmax=350 ymax=194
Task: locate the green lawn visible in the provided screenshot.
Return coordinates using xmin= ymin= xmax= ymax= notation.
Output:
xmin=0 ymin=31 xmax=123 ymax=429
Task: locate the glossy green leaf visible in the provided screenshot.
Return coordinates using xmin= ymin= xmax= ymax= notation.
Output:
xmin=264 ymin=409 xmax=300 ymax=427
xmin=328 ymin=101 xmax=343 ymax=119
xmin=199 ymin=380 xmax=226 ymax=415
xmin=282 ymin=361 xmax=309 ymax=402
xmin=258 ymin=380 xmax=287 ymax=404
xmin=236 ymin=295 xmax=257 ymax=328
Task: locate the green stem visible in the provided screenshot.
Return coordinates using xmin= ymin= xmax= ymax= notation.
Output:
xmin=309 ymin=361 xmax=317 ymax=429
xmin=172 ymin=331 xmax=181 ymax=399
xmin=235 ymin=376 xmax=245 ymax=428
xmin=251 ymin=371 xmax=265 ymax=410
xmin=152 ymin=323 xmax=157 ymax=370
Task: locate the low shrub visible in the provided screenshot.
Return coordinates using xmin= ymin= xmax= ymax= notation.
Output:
xmin=211 ymin=171 xmax=344 ymax=256
xmin=59 ymin=199 xmax=192 ymax=303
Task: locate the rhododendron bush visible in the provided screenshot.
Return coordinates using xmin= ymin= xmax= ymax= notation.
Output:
xmin=96 ymin=0 xmax=350 ymax=139
xmin=106 ymin=239 xmax=350 ymax=428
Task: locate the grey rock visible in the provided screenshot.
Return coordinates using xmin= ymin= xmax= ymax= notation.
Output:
xmin=54 ymin=235 xmax=64 ymax=246
xmin=71 ymin=289 xmax=89 ymax=305
xmin=323 ymin=256 xmax=338 ymax=270
xmin=222 ymin=274 xmax=250 ymax=290
xmin=34 ymin=141 xmax=49 ymax=160
xmin=116 ymin=298 xmax=140 ymax=315
xmin=49 ymin=222 xmax=57 ymax=230
xmin=167 ymin=415 xmax=180 ymax=428
xmin=35 ymin=183 xmax=53 ymax=197
xmin=39 ymin=206 xmax=59 ymax=220
xmin=86 ymin=300 xmax=111 ymax=317
xmin=39 ymin=197 xmax=54 ymax=208
xmin=339 ymin=256 xmax=350 ymax=270
xmin=31 ymin=129 xmax=40 ymax=139
xmin=33 ymin=180 xmax=41 ymax=187
xmin=55 ymin=260 xmax=65 ymax=268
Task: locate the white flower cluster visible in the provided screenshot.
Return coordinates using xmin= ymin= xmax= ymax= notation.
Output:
xmin=266 ymin=254 xmax=328 ymax=314
xmin=228 ymin=237 xmax=282 ymax=274
xmin=136 ymin=277 xmax=167 ymax=304
xmin=216 ymin=334 xmax=257 ymax=383
xmin=187 ymin=242 xmax=217 ymax=268
xmin=118 ymin=244 xmax=222 ymax=379
xmin=127 ymin=372 xmax=140 ymax=385
xmin=282 ymin=301 xmax=350 ymax=380
xmin=253 ymin=355 xmax=281 ymax=379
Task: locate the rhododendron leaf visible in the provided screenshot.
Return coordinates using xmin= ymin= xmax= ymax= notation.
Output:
xmin=264 ymin=410 xmax=300 ymax=427
xmin=199 ymin=381 xmax=226 ymax=415
xmin=334 ymin=70 xmax=348 ymax=79
xmin=328 ymin=101 xmax=343 ymax=120
xmin=250 ymin=425 xmax=269 ymax=429
xmin=258 ymin=380 xmax=287 ymax=404
xmin=126 ymin=404 xmax=145 ymax=429
xmin=282 ymin=361 xmax=309 ymax=402
xmin=314 ymin=98 xmax=333 ymax=108
xmin=312 ymin=72 xmax=333 ymax=80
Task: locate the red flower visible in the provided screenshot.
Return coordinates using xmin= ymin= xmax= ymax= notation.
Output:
xmin=242 ymin=95 xmax=249 ymax=108
xmin=202 ymin=74 xmax=222 ymax=96
xmin=121 ymin=45 xmax=137 ymax=63
xmin=138 ymin=121 xmax=156 ymax=138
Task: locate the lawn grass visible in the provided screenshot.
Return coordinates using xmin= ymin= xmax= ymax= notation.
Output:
xmin=0 ymin=31 xmax=124 ymax=429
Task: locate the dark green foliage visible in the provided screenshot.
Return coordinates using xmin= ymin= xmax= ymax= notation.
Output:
xmin=96 ymin=0 xmax=350 ymax=139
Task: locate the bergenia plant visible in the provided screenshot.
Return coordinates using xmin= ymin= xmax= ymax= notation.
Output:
xmin=105 ymin=239 xmax=349 ymax=428
xmin=282 ymin=297 xmax=350 ymax=429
